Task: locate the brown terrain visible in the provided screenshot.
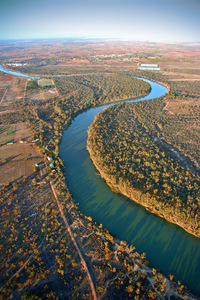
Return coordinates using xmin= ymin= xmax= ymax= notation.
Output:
xmin=0 ymin=123 xmax=42 ymax=185
xmin=1 ymin=40 xmax=199 ymax=78
xmin=0 ymin=40 xmax=199 ymax=299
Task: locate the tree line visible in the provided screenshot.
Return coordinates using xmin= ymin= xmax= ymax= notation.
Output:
xmin=87 ymin=79 xmax=200 ymax=238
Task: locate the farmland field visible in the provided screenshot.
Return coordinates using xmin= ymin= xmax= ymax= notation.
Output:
xmin=0 ymin=124 xmax=16 ymax=144
xmin=38 ymin=78 xmax=54 ymax=87
xmin=26 ymin=79 xmax=39 ymax=89
xmin=0 ymin=123 xmax=42 ymax=185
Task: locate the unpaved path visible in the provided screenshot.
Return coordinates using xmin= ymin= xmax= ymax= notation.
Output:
xmin=49 ymin=179 xmax=97 ymax=300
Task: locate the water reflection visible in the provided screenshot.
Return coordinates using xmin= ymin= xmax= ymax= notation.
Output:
xmin=60 ymin=78 xmax=200 ymax=295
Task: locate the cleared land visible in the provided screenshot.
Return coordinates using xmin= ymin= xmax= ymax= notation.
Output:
xmin=25 ymin=78 xmax=57 ymax=101
xmin=1 ymin=40 xmax=199 ymax=80
xmin=38 ymin=78 xmax=54 ymax=87
xmin=0 ymin=75 xmax=26 ymax=106
xmin=0 ymin=124 xmax=16 ymax=144
xmin=0 ymin=122 xmax=42 ymax=185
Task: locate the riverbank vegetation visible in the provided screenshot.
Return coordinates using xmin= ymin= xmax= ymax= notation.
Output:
xmin=87 ymin=80 xmax=200 ymax=238
xmin=2 ymin=72 xmax=188 ymax=299
xmin=1 ymin=175 xmax=195 ymax=299
xmin=54 ymin=73 xmax=151 ymax=104
xmin=0 ymin=40 xmax=200 ymax=297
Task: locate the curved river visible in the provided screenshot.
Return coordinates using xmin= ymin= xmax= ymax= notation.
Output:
xmin=60 ymin=78 xmax=200 ymax=296
xmin=0 ymin=64 xmax=199 ymax=295
xmin=0 ymin=64 xmax=40 ymax=78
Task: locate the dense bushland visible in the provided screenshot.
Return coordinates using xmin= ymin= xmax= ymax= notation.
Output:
xmin=87 ymin=81 xmax=200 ymax=237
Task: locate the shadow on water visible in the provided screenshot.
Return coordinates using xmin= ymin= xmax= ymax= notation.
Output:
xmin=1 ymin=63 xmax=199 ymax=295
xmin=60 ymin=77 xmax=200 ymax=296
xmin=60 ymin=78 xmax=200 ymax=295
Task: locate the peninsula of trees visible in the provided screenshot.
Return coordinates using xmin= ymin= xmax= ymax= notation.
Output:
xmin=87 ymin=80 xmax=200 ymax=238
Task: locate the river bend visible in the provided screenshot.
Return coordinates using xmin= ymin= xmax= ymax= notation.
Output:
xmin=60 ymin=78 xmax=200 ymax=296
xmin=0 ymin=64 xmax=199 ymax=295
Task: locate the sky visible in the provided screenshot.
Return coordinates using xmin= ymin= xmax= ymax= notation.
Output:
xmin=0 ymin=0 xmax=200 ymax=42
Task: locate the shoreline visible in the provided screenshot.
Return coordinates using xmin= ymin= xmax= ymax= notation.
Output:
xmin=87 ymin=143 xmax=200 ymax=240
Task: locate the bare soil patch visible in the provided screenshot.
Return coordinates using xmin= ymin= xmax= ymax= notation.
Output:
xmin=0 ymin=76 xmax=26 ymax=106
xmin=0 ymin=122 xmax=42 ymax=185
xmin=25 ymin=80 xmax=57 ymax=102
xmin=164 ymin=98 xmax=200 ymax=115
xmin=14 ymin=122 xmax=32 ymax=142
xmin=0 ymin=143 xmax=42 ymax=185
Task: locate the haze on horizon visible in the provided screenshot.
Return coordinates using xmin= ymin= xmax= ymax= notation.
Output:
xmin=0 ymin=0 xmax=200 ymax=43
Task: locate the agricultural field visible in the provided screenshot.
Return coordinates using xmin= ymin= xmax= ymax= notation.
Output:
xmin=25 ymin=78 xmax=57 ymax=102
xmin=38 ymin=78 xmax=54 ymax=88
xmin=1 ymin=40 xmax=200 ymax=80
xmin=0 ymin=75 xmax=26 ymax=107
xmin=0 ymin=122 xmax=41 ymax=186
xmin=26 ymin=79 xmax=39 ymax=90
xmin=0 ymin=124 xmax=16 ymax=144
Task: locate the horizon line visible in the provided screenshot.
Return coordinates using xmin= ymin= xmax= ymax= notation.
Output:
xmin=0 ymin=37 xmax=200 ymax=45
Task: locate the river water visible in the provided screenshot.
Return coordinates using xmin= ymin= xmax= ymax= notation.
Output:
xmin=1 ymin=64 xmax=199 ymax=295
xmin=0 ymin=64 xmax=40 ymax=79
xmin=59 ymin=78 xmax=200 ymax=296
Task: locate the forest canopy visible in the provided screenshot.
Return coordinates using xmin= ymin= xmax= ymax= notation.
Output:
xmin=87 ymin=80 xmax=200 ymax=238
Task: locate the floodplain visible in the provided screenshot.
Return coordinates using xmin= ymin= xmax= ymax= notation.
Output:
xmin=0 ymin=39 xmax=199 ymax=299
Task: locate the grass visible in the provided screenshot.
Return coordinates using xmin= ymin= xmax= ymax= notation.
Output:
xmin=27 ymin=80 xmax=39 ymax=90
xmin=0 ymin=124 xmax=16 ymax=144
xmin=38 ymin=79 xmax=53 ymax=88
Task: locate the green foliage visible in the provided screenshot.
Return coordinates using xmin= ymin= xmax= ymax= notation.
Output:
xmin=54 ymin=73 xmax=150 ymax=105
xmin=87 ymin=80 xmax=200 ymax=237
xmin=38 ymin=79 xmax=53 ymax=88
xmin=27 ymin=80 xmax=39 ymax=90
xmin=0 ymin=124 xmax=16 ymax=144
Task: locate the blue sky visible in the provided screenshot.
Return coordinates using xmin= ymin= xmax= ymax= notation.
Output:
xmin=0 ymin=0 xmax=199 ymax=42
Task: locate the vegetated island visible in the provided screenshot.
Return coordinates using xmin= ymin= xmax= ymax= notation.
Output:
xmin=87 ymin=80 xmax=200 ymax=238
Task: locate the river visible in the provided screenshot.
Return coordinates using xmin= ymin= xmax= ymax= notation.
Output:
xmin=0 ymin=64 xmax=40 ymax=78
xmin=1 ymin=64 xmax=199 ymax=296
xmin=59 ymin=78 xmax=200 ymax=296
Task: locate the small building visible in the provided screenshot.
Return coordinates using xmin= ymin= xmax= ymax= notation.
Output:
xmin=139 ymin=63 xmax=160 ymax=71
xmin=47 ymin=156 xmax=53 ymax=161
xmin=32 ymin=138 xmax=39 ymax=143
xmin=140 ymin=64 xmax=158 ymax=67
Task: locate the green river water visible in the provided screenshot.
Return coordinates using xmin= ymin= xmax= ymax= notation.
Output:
xmin=0 ymin=64 xmax=199 ymax=296
xmin=60 ymin=78 xmax=200 ymax=296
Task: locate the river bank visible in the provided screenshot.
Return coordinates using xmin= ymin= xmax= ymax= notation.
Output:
xmin=1 ymin=61 xmax=200 ymax=296
xmin=60 ymin=76 xmax=200 ymax=295
xmin=87 ymin=139 xmax=200 ymax=239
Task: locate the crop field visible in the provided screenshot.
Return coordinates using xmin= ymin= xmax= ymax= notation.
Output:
xmin=25 ymin=79 xmax=57 ymax=101
xmin=0 ymin=142 xmax=42 ymax=185
xmin=0 ymin=123 xmax=42 ymax=185
xmin=26 ymin=79 xmax=39 ymax=89
xmin=0 ymin=76 xmax=26 ymax=106
xmin=0 ymin=124 xmax=16 ymax=144
xmin=38 ymin=78 xmax=53 ymax=87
